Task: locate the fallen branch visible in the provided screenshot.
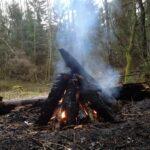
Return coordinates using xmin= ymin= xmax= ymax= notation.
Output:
xmin=0 ymin=97 xmax=46 ymax=115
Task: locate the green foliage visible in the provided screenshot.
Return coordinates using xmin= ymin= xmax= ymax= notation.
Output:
xmin=0 ymin=0 xmax=149 ymax=83
xmin=8 ymin=2 xmax=23 ymax=48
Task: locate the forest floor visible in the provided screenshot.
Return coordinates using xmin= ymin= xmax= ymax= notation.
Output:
xmin=0 ymin=98 xmax=150 ymax=150
xmin=0 ymin=80 xmax=49 ymax=100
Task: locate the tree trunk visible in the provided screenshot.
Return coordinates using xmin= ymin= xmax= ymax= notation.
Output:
xmin=46 ymin=0 xmax=53 ymax=81
xmin=124 ymin=0 xmax=137 ymax=83
xmin=137 ymin=0 xmax=148 ymax=59
xmin=104 ymin=0 xmax=112 ymax=63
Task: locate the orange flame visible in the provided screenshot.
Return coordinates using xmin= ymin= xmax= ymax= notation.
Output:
xmin=61 ymin=111 xmax=66 ymax=119
xmin=93 ymin=110 xmax=97 ymax=115
xmin=93 ymin=110 xmax=98 ymax=119
xmin=59 ymin=99 xmax=63 ymax=104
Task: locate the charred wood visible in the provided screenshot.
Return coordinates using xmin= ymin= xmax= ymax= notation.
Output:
xmin=59 ymin=48 xmax=102 ymax=91
xmin=61 ymin=76 xmax=79 ymax=125
xmin=0 ymin=98 xmax=46 ymax=115
xmin=36 ymin=73 xmax=71 ymax=126
xmin=113 ymin=83 xmax=150 ymax=101
xmin=80 ymin=91 xmax=115 ymax=122
xmin=1 ymin=83 xmax=149 ymax=116
xmin=59 ymin=48 xmax=117 ymax=107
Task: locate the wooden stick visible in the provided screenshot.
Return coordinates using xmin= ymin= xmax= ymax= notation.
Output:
xmin=0 ymin=97 xmax=46 ymax=115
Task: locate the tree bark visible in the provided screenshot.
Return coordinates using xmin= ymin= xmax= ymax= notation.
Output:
xmin=137 ymin=0 xmax=148 ymax=59
xmin=124 ymin=0 xmax=137 ymax=83
xmin=104 ymin=0 xmax=112 ymax=63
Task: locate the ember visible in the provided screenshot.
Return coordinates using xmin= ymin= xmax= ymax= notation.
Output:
xmin=61 ymin=111 xmax=66 ymax=119
xmin=59 ymin=99 xmax=63 ymax=104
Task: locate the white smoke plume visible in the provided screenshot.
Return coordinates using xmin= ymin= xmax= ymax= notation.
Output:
xmin=53 ymin=0 xmax=120 ymax=97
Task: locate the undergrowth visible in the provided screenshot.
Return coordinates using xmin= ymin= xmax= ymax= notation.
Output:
xmin=0 ymin=80 xmax=50 ymax=100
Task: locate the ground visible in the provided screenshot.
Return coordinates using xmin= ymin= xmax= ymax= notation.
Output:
xmin=0 ymin=80 xmax=49 ymax=100
xmin=0 ymin=99 xmax=149 ymax=150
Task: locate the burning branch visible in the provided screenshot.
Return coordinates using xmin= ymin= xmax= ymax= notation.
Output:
xmin=36 ymin=49 xmax=117 ymax=127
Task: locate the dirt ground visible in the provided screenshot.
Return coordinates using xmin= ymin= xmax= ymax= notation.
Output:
xmin=0 ymin=99 xmax=150 ymax=150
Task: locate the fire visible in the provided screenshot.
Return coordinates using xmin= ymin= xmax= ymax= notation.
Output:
xmin=93 ymin=110 xmax=97 ymax=115
xmin=93 ymin=110 xmax=98 ymax=119
xmin=59 ymin=99 xmax=63 ymax=104
xmin=61 ymin=111 xmax=66 ymax=119
xmin=84 ymin=109 xmax=88 ymax=116
xmin=80 ymin=104 xmax=88 ymax=116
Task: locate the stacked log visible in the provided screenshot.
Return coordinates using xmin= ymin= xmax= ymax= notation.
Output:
xmin=37 ymin=73 xmax=71 ymax=126
xmin=37 ymin=49 xmax=117 ymax=126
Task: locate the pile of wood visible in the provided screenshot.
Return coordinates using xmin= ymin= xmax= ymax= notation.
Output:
xmin=36 ymin=49 xmax=117 ymax=126
xmin=37 ymin=49 xmax=150 ymax=127
xmin=37 ymin=73 xmax=115 ymax=126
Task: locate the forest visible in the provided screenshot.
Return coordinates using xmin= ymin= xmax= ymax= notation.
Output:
xmin=0 ymin=0 xmax=150 ymax=149
xmin=0 ymin=0 xmax=149 ymax=83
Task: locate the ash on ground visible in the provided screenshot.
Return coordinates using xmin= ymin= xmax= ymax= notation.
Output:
xmin=0 ymin=99 xmax=150 ymax=150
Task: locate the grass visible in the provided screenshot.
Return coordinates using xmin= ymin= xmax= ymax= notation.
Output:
xmin=0 ymin=80 xmax=50 ymax=100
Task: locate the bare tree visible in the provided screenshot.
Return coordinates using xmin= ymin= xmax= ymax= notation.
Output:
xmin=103 ymin=0 xmax=112 ymax=63
xmin=124 ymin=0 xmax=137 ymax=83
xmin=137 ymin=0 xmax=148 ymax=59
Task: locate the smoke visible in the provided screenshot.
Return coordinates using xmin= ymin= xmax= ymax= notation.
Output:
xmin=54 ymin=0 xmax=120 ymax=97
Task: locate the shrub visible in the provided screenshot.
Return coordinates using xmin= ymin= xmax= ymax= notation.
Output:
xmin=7 ymin=57 xmax=37 ymax=81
